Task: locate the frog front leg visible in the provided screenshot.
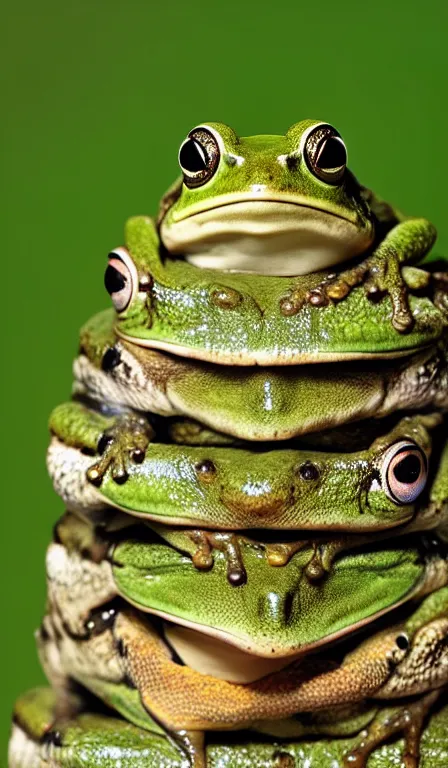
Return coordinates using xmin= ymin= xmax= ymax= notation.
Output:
xmin=49 ymin=401 xmax=154 ymax=488
xmin=343 ymin=588 xmax=448 ymax=767
xmin=307 ymin=217 xmax=437 ymax=332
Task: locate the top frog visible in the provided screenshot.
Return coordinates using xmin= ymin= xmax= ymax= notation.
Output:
xmin=159 ymin=121 xmax=436 ymax=331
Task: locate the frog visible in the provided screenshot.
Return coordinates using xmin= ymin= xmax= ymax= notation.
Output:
xmin=105 ymin=216 xmax=447 ymax=365
xmin=47 ymin=399 xmax=446 ymax=536
xmin=74 ymin=308 xmax=448 ymax=442
xmin=37 ymin=532 xmax=448 ymax=768
xmin=10 ymin=687 xmax=448 ymax=768
xmin=44 ymin=511 xmax=448 ymax=662
xmin=158 ymin=120 xmax=438 ymax=333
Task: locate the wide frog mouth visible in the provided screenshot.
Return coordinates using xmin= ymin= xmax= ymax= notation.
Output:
xmin=160 ymin=195 xmax=375 ymax=276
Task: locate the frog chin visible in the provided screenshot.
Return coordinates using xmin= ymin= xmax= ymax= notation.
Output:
xmin=161 ymin=201 xmax=374 ymax=276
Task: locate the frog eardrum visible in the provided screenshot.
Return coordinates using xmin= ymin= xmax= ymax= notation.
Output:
xmin=10 ymin=119 xmax=448 ymax=768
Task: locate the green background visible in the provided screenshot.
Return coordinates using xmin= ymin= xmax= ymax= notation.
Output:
xmin=2 ymin=0 xmax=447 ymax=759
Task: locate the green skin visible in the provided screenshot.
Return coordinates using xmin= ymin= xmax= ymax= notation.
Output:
xmin=10 ymin=688 xmax=448 ymax=768
xmin=34 ymin=563 xmax=448 ymax=766
xmin=75 ymin=309 xmax=448 ymax=441
xmin=35 ymin=520 xmax=448 ymax=766
xmin=110 ymin=217 xmax=447 ymax=365
xmin=158 ymin=120 xmax=437 ymax=333
xmin=45 ymin=512 xmax=448 ymax=658
xmin=48 ymin=401 xmax=446 ymax=534
xmin=110 ymin=533 xmax=445 ymax=656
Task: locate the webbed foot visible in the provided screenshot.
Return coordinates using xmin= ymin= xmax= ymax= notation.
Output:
xmin=309 ymin=250 xmax=414 ymax=333
xmin=86 ymin=413 xmax=154 ymax=486
xmin=343 ymin=689 xmax=441 ymax=768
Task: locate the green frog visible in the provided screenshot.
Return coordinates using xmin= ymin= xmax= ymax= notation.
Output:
xmin=36 ymin=523 xmax=448 ymax=767
xmin=48 ymin=401 xmax=446 ymax=537
xmin=104 ymin=217 xmax=447 ymax=365
xmin=10 ymin=687 xmax=448 ymax=767
xmin=158 ymin=120 xmax=437 ymax=332
xmin=75 ymin=308 xmax=448 ymax=441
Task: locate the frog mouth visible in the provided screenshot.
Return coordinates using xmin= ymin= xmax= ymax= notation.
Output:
xmin=160 ymin=196 xmax=374 ymax=276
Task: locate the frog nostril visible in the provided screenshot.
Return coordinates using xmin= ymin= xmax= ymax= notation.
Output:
xmin=297 ymin=461 xmax=320 ymax=481
xmin=195 ymin=459 xmax=217 ymax=483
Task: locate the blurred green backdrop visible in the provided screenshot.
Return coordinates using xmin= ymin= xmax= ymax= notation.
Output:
xmin=2 ymin=0 xmax=447 ymax=759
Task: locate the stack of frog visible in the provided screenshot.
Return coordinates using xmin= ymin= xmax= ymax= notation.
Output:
xmin=10 ymin=121 xmax=448 ymax=768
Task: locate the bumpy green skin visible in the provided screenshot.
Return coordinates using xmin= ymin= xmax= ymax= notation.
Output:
xmin=49 ymin=401 xmax=443 ymax=532
xmin=10 ymin=688 xmax=448 ymax=768
xmin=114 ymin=217 xmax=446 ymax=365
xmin=111 ymin=535 xmax=428 ymax=655
xmin=77 ymin=309 xmax=448 ymax=440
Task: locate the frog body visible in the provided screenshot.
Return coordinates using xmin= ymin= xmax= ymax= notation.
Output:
xmin=10 ymin=688 xmax=448 ymax=768
xmin=37 ymin=532 xmax=448 ymax=767
xmin=110 ymin=533 xmax=446 ymax=657
xmin=104 ymin=217 xmax=447 ymax=365
xmin=48 ymin=402 xmax=445 ymax=535
xmin=75 ymin=309 xmax=448 ymax=441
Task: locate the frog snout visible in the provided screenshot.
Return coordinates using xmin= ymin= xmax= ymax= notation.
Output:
xmin=220 ymin=481 xmax=292 ymax=523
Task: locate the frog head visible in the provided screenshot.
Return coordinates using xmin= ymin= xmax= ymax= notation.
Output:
xmin=158 ymin=121 xmax=375 ymax=275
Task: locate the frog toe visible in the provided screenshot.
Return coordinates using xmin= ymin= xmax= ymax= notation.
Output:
xmin=86 ymin=414 xmax=153 ymax=487
xmin=343 ymin=689 xmax=441 ymax=768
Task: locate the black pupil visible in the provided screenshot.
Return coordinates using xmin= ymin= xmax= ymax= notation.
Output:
xmin=104 ymin=264 xmax=126 ymax=295
xmin=180 ymin=139 xmax=208 ymax=173
xmin=393 ymin=453 xmax=422 ymax=485
xmin=316 ymin=136 xmax=347 ymax=169
xmin=299 ymin=461 xmax=320 ymax=481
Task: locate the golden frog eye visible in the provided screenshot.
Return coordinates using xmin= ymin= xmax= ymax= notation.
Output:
xmin=104 ymin=247 xmax=138 ymax=313
xmin=381 ymin=440 xmax=428 ymax=505
xmin=179 ymin=126 xmax=220 ymax=188
xmin=304 ymin=124 xmax=347 ymax=184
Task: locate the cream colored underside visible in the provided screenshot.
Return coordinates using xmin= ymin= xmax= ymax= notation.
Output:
xmin=164 ymin=622 xmax=296 ymax=682
xmin=161 ymin=200 xmax=372 ymax=275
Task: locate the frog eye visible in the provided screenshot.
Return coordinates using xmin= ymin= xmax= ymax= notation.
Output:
xmin=381 ymin=441 xmax=428 ymax=505
xmin=304 ymin=124 xmax=347 ymax=185
xmin=104 ymin=247 xmax=138 ymax=312
xmin=179 ymin=126 xmax=220 ymax=188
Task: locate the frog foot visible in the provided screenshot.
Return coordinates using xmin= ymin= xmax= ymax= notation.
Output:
xmin=265 ymin=539 xmax=354 ymax=582
xmin=188 ymin=530 xmax=247 ymax=586
xmin=307 ymin=250 xmax=415 ymax=333
xmin=171 ymin=729 xmax=206 ymax=768
xmin=343 ymin=689 xmax=441 ymax=768
xmin=86 ymin=414 xmax=154 ymax=487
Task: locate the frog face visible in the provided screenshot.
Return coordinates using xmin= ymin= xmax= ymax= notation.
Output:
xmin=84 ymin=415 xmax=436 ymax=532
xmin=158 ymin=121 xmax=375 ymax=276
